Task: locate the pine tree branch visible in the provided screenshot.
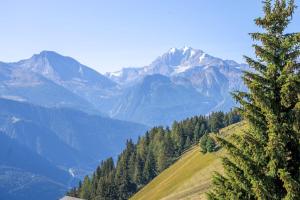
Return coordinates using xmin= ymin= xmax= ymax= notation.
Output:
xmin=244 ymin=55 xmax=267 ymax=73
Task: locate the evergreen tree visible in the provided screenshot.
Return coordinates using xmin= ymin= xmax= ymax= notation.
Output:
xmin=224 ymin=109 xmax=241 ymax=127
xmin=117 ymin=170 xmax=136 ymax=200
xmin=208 ymin=0 xmax=300 ymax=199
xmin=95 ymin=173 xmax=117 ymax=200
xmin=199 ymin=133 xmax=216 ymax=153
xmin=172 ymin=122 xmax=185 ymax=154
xmin=136 ymin=137 xmax=148 ymax=162
xmin=164 ymin=133 xmax=175 ymax=161
xmin=205 ymin=135 xmax=216 ymax=153
xmin=143 ymin=151 xmax=156 ymax=183
xmin=157 ymin=134 xmax=174 ymax=173
xmin=199 ymin=133 xmax=209 ymax=153
xmin=208 ymin=112 xmax=225 ymax=133
xmin=184 ymin=136 xmax=191 ymax=150
xmin=193 ymin=122 xmax=201 ymax=142
xmin=133 ymin=154 xmax=144 ymax=187
xmin=193 ymin=118 xmax=208 ymax=143
xmin=80 ymin=176 xmax=92 ymax=199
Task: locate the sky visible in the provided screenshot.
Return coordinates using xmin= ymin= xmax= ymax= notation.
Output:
xmin=0 ymin=0 xmax=299 ymax=73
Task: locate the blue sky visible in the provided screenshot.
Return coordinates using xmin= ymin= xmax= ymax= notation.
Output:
xmin=0 ymin=0 xmax=299 ymax=73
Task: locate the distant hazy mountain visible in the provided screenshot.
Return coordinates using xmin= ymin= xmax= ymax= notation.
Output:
xmin=0 ymin=51 xmax=118 ymax=114
xmin=106 ymin=47 xmax=248 ymax=125
xmin=109 ymin=74 xmax=215 ymax=125
xmin=0 ymin=98 xmax=147 ymax=200
xmin=0 ymin=134 xmax=70 ymax=200
xmin=0 ymin=48 xmax=247 ymax=126
xmin=107 ymin=47 xmax=248 ymax=83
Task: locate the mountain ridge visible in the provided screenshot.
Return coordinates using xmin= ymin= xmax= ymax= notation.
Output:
xmin=0 ymin=98 xmax=148 ymax=200
xmin=0 ymin=48 xmax=247 ymax=126
xmin=105 ymin=47 xmax=248 ymax=125
xmin=106 ymin=47 xmax=247 ymax=84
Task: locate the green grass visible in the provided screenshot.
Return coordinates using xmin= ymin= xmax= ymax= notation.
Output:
xmin=131 ymin=121 xmax=248 ymax=200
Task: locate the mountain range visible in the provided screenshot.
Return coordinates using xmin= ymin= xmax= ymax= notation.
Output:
xmin=0 ymin=47 xmax=247 ymax=199
xmin=107 ymin=47 xmax=248 ymax=125
xmin=0 ymin=47 xmax=247 ymax=126
xmin=0 ymin=98 xmax=147 ymax=200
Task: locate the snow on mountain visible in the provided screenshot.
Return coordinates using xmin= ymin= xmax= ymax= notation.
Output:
xmin=107 ymin=47 xmax=208 ymax=83
xmin=104 ymin=47 xmax=248 ymax=125
xmin=0 ymin=51 xmax=121 ymax=114
xmin=106 ymin=67 xmax=144 ymax=85
xmin=106 ymin=47 xmax=247 ymax=94
xmin=107 ymin=47 xmax=246 ymax=85
xmin=174 ymin=65 xmax=193 ymax=74
xmin=16 ymin=51 xmax=117 ymax=90
xmin=0 ymin=48 xmax=247 ymax=126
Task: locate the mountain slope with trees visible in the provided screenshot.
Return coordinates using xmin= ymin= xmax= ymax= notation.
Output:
xmin=68 ymin=110 xmax=241 ymax=199
xmin=131 ymin=122 xmax=247 ymax=200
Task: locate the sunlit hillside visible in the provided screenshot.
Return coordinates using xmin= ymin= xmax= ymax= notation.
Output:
xmin=131 ymin=121 xmax=248 ymax=200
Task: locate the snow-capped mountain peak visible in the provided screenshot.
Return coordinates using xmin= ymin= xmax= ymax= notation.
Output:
xmin=181 ymin=46 xmax=198 ymax=58
xmin=199 ymin=53 xmax=207 ymax=63
xmin=169 ymin=47 xmax=177 ymax=54
xmin=168 ymin=46 xmax=199 ymax=58
xmin=108 ymin=70 xmax=123 ymax=77
xmin=182 ymin=46 xmax=190 ymax=52
xmin=0 ymin=48 xmax=248 ymax=127
xmin=105 ymin=47 xmax=249 ymax=120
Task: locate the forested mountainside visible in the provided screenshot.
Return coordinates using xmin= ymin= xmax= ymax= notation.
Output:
xmin=131 ymin=122 xmax=247 ymax=200
xmin=68 ymin=110 xmax=241 ymax=199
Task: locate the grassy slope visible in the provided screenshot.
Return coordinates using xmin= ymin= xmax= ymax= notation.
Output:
xmin=131 ymin=121 xmax=248 ymax=200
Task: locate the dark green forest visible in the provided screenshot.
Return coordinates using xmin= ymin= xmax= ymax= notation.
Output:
xmin=68 ymin=110 xmax=241 ymax=200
